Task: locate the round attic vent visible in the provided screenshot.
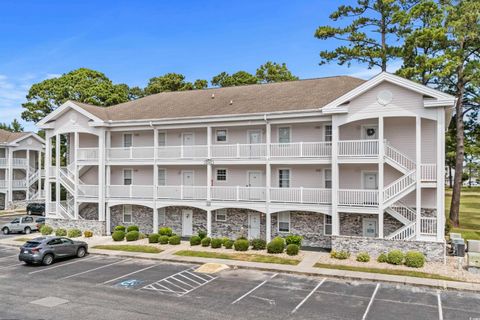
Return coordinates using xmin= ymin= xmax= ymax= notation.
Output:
xmin=377 ymin=90 xmax=393 ymax=105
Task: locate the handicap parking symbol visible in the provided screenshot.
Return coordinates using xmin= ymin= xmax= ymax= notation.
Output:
xmin=116 ymin=279 xmax=144 ymax=288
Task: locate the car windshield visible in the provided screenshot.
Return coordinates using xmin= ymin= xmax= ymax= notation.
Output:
xmin=24 ymin=241 xmax=41 ymax=248
xmin=11 ymin=218 xmax=19 ymax=223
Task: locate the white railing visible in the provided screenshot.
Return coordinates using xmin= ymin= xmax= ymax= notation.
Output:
xmin=270 ymin=187 xmax=331 ymax=204
xmin=48 ymin=201 xmax=56 ymax=214
xmin=270 ymin=142 xmax=332 ymax=158
xmin=211 ymin=186 xmax=266 ymax=202
xmin=59 ymin=169 xmax=74 ymax=193
xmin=107 ymin=185 xmax=155 ymax=199
xmin=338 ymin=189 xmax=378 ymax=207
xmin=28 ymin=171 xmax=40 ymax=186
xmin=108 ymin=147 xmax=155 ymax=160
xmin=421 ymin=164 xmax=437 ymax=181
xmin=0 ymin=158 xmax=6 ymax=166
xmin=211 ymin=144 xmax=267 ymax=159
xmin=338 ymin=140 xmax=379 ymax=157
xmin=390 ymin=201 xmax=416 ymax=222
xmin=78 ymin=185 xmax=99 ymax=198
xmin=58 ymin=201 xmax=74 ymax=219
xmin=77 ymin=148 xmax=99 ymax=161
xmin=387 ymin=223 xmax=416 ymax=240
xmin=385 ymin=142 xmax=416 ymax=171
xmin=156 ymin=185 xmax=207 ymax=200
xmin=420 ymin=217 xmax=437 ymax=235
xmin=12 ymin=180 xmax=27 ymax=188
xmin=383 ymin=171 xmax=416 ymax=203
xmin=12 ymin=158 xmax=28 ymax=166
xmin=157 ymin=145 xmax=208 ymax=159
xmin=0 ymin=180 xmax=6 ymax=188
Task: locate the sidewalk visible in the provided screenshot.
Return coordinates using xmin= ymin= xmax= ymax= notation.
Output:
xmin=2 ymin=235 xmax=478 ymax=292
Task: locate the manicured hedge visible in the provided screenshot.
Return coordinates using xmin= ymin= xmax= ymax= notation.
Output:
xmin=114 ymin=225 xmax=126 ymax=232
xmin=285 ymin=235 xmax=302 ymax=247
xmin=148 ymin=233 xmax=160 ymax=243
xmin=211 ymin=238 xmax=223 ymax=249
xmin=159 ymin=227 xmax=173 ymax=237
xmin=190 ymin=235 xmax=201 ymax=246
xmin=267 ymin=237 xmax=285 ymax=254
xmin=112 ymin=230 xmax=125 ymax=241
xmin=40 ymin=225 xmax=53 ymax=235
xmin=356 ymin=252 xmax=370 ymax=262
xmin=169 ymin=235 xmax=181 ymax=245
xmin=234 ymin=239 xmax=249 ymax=251
xmin=158 ymin=235 xmax=169 ymax=244
xmin=250 ymin=238 xmax=266 ymax=250
xmin=126 ymin=225 xmax=139 ymax=233
xmin=67 ymin=228 xmax=82 ymax=238
xmin=330 ymin=250 xmax=350 ymax=260
xmin=201 ymin=237 xmax=211 ymax=247
xmin=405 ymin=251 xmax=425 ymax=268
xmin=286 ymin=244 xmax=299 ymax=256
xmin=387 ymin=250 xmax=404 ymax=265
xmin=377 ymin=253 xmax=388 ymax=263
xmin=55 ymin=228 xmax=67 ymax=236
xmin=223 ymin=239 xmax=234 ymax=249
xmin=125 ymin=230 xmax=140 ymax=241
xmin=83 ymin=230 xmax=93 ymax=238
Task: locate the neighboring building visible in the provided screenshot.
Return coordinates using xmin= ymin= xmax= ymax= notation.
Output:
xmin=0 ymin=129 xmax=45 ymax=210
xmin=37 ymin=72 xmax=454 ymax=261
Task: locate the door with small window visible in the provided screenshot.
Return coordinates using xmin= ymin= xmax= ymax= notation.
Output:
xmin=248 ymin=212 xmax=261 ymax=239
xmin=123 ymin=169 xmax=133 ymax=185
xmin=123 ymin=134 xmax=133 ymax=148
xmin=247 ymin=171 xmax=263 ymax=200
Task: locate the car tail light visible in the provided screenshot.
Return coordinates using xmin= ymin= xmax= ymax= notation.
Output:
xmin=31 ymin=248 xmax=39 ymax=253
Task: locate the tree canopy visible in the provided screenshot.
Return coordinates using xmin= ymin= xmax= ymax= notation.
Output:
xmin=144 ymin=73 xmax=208 ymax=94
xmin=0 ymin=119 xmax=24 ymax=132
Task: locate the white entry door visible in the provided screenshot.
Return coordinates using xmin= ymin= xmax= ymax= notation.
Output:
xmin=247 ymin=171 xmax=263 ymax=200
xmin=182 ymin=133 xmax=194 ymax=146
xmin=182 ymin=171 xmax=194 ymax=198
xmin=363 ymin=172 xmax=378 ymax=190
xmin=248 ymin=130 xmax=262 ymax=144
xmin=363 ymin=218 xmax=378 ymax=237
xmin=248 ymin=212 xmax=261 ymax=239
xmin=182 ymin=209 xmax=193 ymax=236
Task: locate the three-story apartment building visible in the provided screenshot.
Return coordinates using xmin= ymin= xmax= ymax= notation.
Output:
xmin=0 ymin=129 xmax=45 ymax=210
xmin=38 ymin=73 xmax=454 ymax=261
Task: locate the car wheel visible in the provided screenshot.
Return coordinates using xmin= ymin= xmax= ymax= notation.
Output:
xmin=76 ymin=247 xmax=86 ymax=258
xmin=42 ymin=254 xmax=54 ymax=266
xmin=2 ymin=228 xmax=9 ymax=235
xmin=24 ymin=227 xmax=31 ymax=234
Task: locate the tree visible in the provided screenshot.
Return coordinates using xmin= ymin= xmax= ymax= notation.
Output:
xmin=211 ymin=71 xmax=258 ymax=87
xmin=0 ymin=119 xmax=24 ymax=132
xmin=314 ymin=0 xmax=403 ymax=71
xmin=193 ymin=79 xmax=208 ymax=90
xmin=21 ymin=68 xmax=131 ymax=123
xmin=256 ymin=61 xmax=299 ymax=83
xmin=144 ymin=73 xmax=208 ymax=94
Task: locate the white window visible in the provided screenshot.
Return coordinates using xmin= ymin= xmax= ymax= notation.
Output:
xmin=278 ymin=212 xmax=290 ymax=232
xmin=158 ymin=132 xmax=166 ymax=147
xmin=216 ymin=129 xmax=227 ymax=143
xmin=278 ymin=127 xmax=291 ymax=143
xmin=324 ymin=215 xmax=332 ymax=235
xmin=215 ymin=209 xmax=227 ymax=222
xmin=123 ymin=169 xmax=133 ymax=185
xmin=157 ymin=208 xmax=166 ymax=226
xmin=216 ymin=169 xmax=227 ymax=182
xmin=158 ymin=168 xmax=166 ymax=186
xmin=324 ymin=169 xmax=332 ymax=189
xmin=123 ymin=133 xmax=133 ymax=147
xmin=123 ymin=205 xmax=132 ymax=223
xmin=279 ymin=169 xmax=290 ymax=188
xmin=324 ymin=125 xmax=332 ymax=142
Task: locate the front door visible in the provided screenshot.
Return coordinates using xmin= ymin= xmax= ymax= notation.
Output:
xmin=363 ymin=218 xmax=378 ymax=237
xmin=363 ymin=172 xmax=378 ymax=190
xmin=248 ymin=130 xmax=262 ymax=144
xmin=182 ymin=209 xmax=193 ymax=236
xmin=248 ymin=212 xmax=261 ymax=239
xmin=247 ymin=171 xmax=263 ymax=200
xmin=182 ymin=171 xmax=194 ymax=198
xmin=182 ymin=133 xmax=194 ymax=146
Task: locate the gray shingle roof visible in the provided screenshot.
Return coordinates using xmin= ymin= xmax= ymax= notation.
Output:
xmin=0 ymin=129 xmax=30 ymax=144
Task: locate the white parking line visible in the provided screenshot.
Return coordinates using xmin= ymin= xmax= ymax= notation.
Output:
xmin=291 ymin=277 xmax=326 ymax=314
xmin=231 ymin=273 xmax=278 ymax=305
xmin=102 ymin=264 xmax=157 ymax=284
xmin=0 ymin=262 xmax=24 ymax=270
xmin=362 ymin=283 xmax=380 ymax=320
xmin=59 ymin=258 xmax=131 ymax=280
xmin=437 ymin=292 xmax=443 ymax=320
xmin=28 ymin=256 xmax=98 ymax=275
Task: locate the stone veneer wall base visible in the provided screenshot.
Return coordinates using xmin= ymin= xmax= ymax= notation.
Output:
xmin=45 ymin=218 xmax=106 ymax=236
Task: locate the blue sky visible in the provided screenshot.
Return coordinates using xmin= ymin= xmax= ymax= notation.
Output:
xmin=0 ymin=0 xmax=399 ymax=131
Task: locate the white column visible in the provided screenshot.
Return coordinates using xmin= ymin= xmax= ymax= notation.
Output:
xmin=206 ymin=126 xmax=212 ymax=203
xmin=45 ymin=132 xmax=51 ymax=216
xmin=378 ymin=116 xmax=384 ymax=238
xmin=207 ymin=209 xmax=212 ymax=237
xmin=153 ymin=127 xmax=158 ymax=229
xmin=98 ymin=130 xmax=106 ymax=221
xmin=415 ymin=116 xmax=422 ymax=239
xmin=26 ymin=149 xmax=30 ymax=200
xmin=38 ymin=150 xmax=42 ymax=197
xmin=265 ymin=121 xmax=271 ymax=242
xmin=74 ymin=132 xmax=79 ymax=219
xmin=331 ymin=117 xmax=340 ymax=236
xmin=7 ymin=148 xmax=13 ymax=208
xmin=106 ymin=205 xmax=111 ymax=235
xmin=266 ymin=209 xmax=271 ymax=243
xmin=436 ymin=109 xmax=445 ymax=241
xmin=55 ymin=134 xmax=60 ymax=214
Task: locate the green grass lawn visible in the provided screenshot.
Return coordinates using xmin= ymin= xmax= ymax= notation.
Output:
xmin=446 ymin=187 xmax=480 ymax=240
xmin=175 ymin=250 xmax=300 ymax=265
xmin=92 ymin=245 xmax=163 ymax=254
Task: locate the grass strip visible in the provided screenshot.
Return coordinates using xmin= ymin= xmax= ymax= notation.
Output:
xmin=314 ymin=263 xmax=458 ymax=281
xmin=175 ymin=250 xmax=300 ymax=265
xmin=92 ymin=244 xmax=162 ymax=254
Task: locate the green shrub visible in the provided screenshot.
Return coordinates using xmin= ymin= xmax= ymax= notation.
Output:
xmin=211 ymin=238 xmax=223 ymax=249
xmin=83 ymin=230 xmax=93 ymax=238
xmin=158 ymin=235 xmax=169 ymax=244
xmin=404 ymin=251 xmax=425 ymax=268
xmin=67 ymin=228 xmax=82 ymax=238
xmin=224 ymin=239 xmax=234 ymax=249
xmin=330 ymin=250 xmax=350 ymax=260
xmin=234 ymin=239 xmax=249 ymax=251
xmin=250 ymin=238 xmax=267 ymax=250
xmin=201 ymin=237 xmax=211 ymax=247
xmin=114 ymin=225 xmax=126 ymax=232
xmin=138 ymin=232 xmax=147 ymax=240
xmin=55 ymin=228 xmax=67 ymax=236
xmin=267 ymin=237 xmax=285 ymax=254
xmin=112 ymin=231 xmax=125 ymax=241
xmin=40 ymin=224 xmax=53 ymax=235
xmin=198 ymin=230 xmax=207 ymax=240
xmin=285 ymin=235 xmax=303 ymax=247
xmin=125 ymin=230 xmax=140 ymax=241
xmin=286 ymin=244 xmax=299 ymax=256
xmin=356 ymin=252 xmax=370 ymax=263
xmin=377 ymin=253 xmax=388 ymax=263
xmin=126 ymin=225 xmax=139 ymax=233
xmin=159 ymin=227 xmax=173 ymax=237
xmin=148 ymin=233 xmax=160 ymax=243
xmin=190 ymin=235 xmax=201 ymax=246
xmin=387 ymin=250 xmax=404 ymax=265
xmin=169 ymin=235 xmax=181 ymax=245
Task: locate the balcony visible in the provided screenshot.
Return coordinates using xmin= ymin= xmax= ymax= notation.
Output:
xmin=270 ymin=187 xmax=331 ymax=204
xmin=338 ymin=140 xmax=379 ymax=158
xmin=270 ymin=142 xmax=331 ymax=158
xmin=78 ymin=148 xmax=99 ymax=161
xmin=78 ymin=185 xmax=99 ymax=198
xmin=12 ymin=179 xmax=27 ymax=188
xmin=12 ymin=158 xmax=28 ymax=167
xmin=211 ymin=144 xmax=266 ymax=159
xmin=338 ymin=189 xmax=378 ymax=207
xmin=0 ymin=158 xmax=6 ymax=167
xmin=0 ymin=180 xmax=6 ymax=189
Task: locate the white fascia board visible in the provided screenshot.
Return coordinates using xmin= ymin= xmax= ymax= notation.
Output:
xmin=37 ymin=100 xmax=105 ymax=127
xmin=423 ymin=98 xmax=457 ymax=108
xmin=322 ymin=72 xmax=456 ymax=112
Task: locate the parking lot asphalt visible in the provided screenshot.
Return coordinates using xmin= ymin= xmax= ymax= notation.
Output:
xmin=0 ymin=245 xmax=479 ymax=320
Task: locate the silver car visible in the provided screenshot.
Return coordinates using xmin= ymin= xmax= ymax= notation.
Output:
xmin=1 ymin=216 xmax=39 ymax=235
xmin=19 ymin=236 xmax=88 ymax=265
